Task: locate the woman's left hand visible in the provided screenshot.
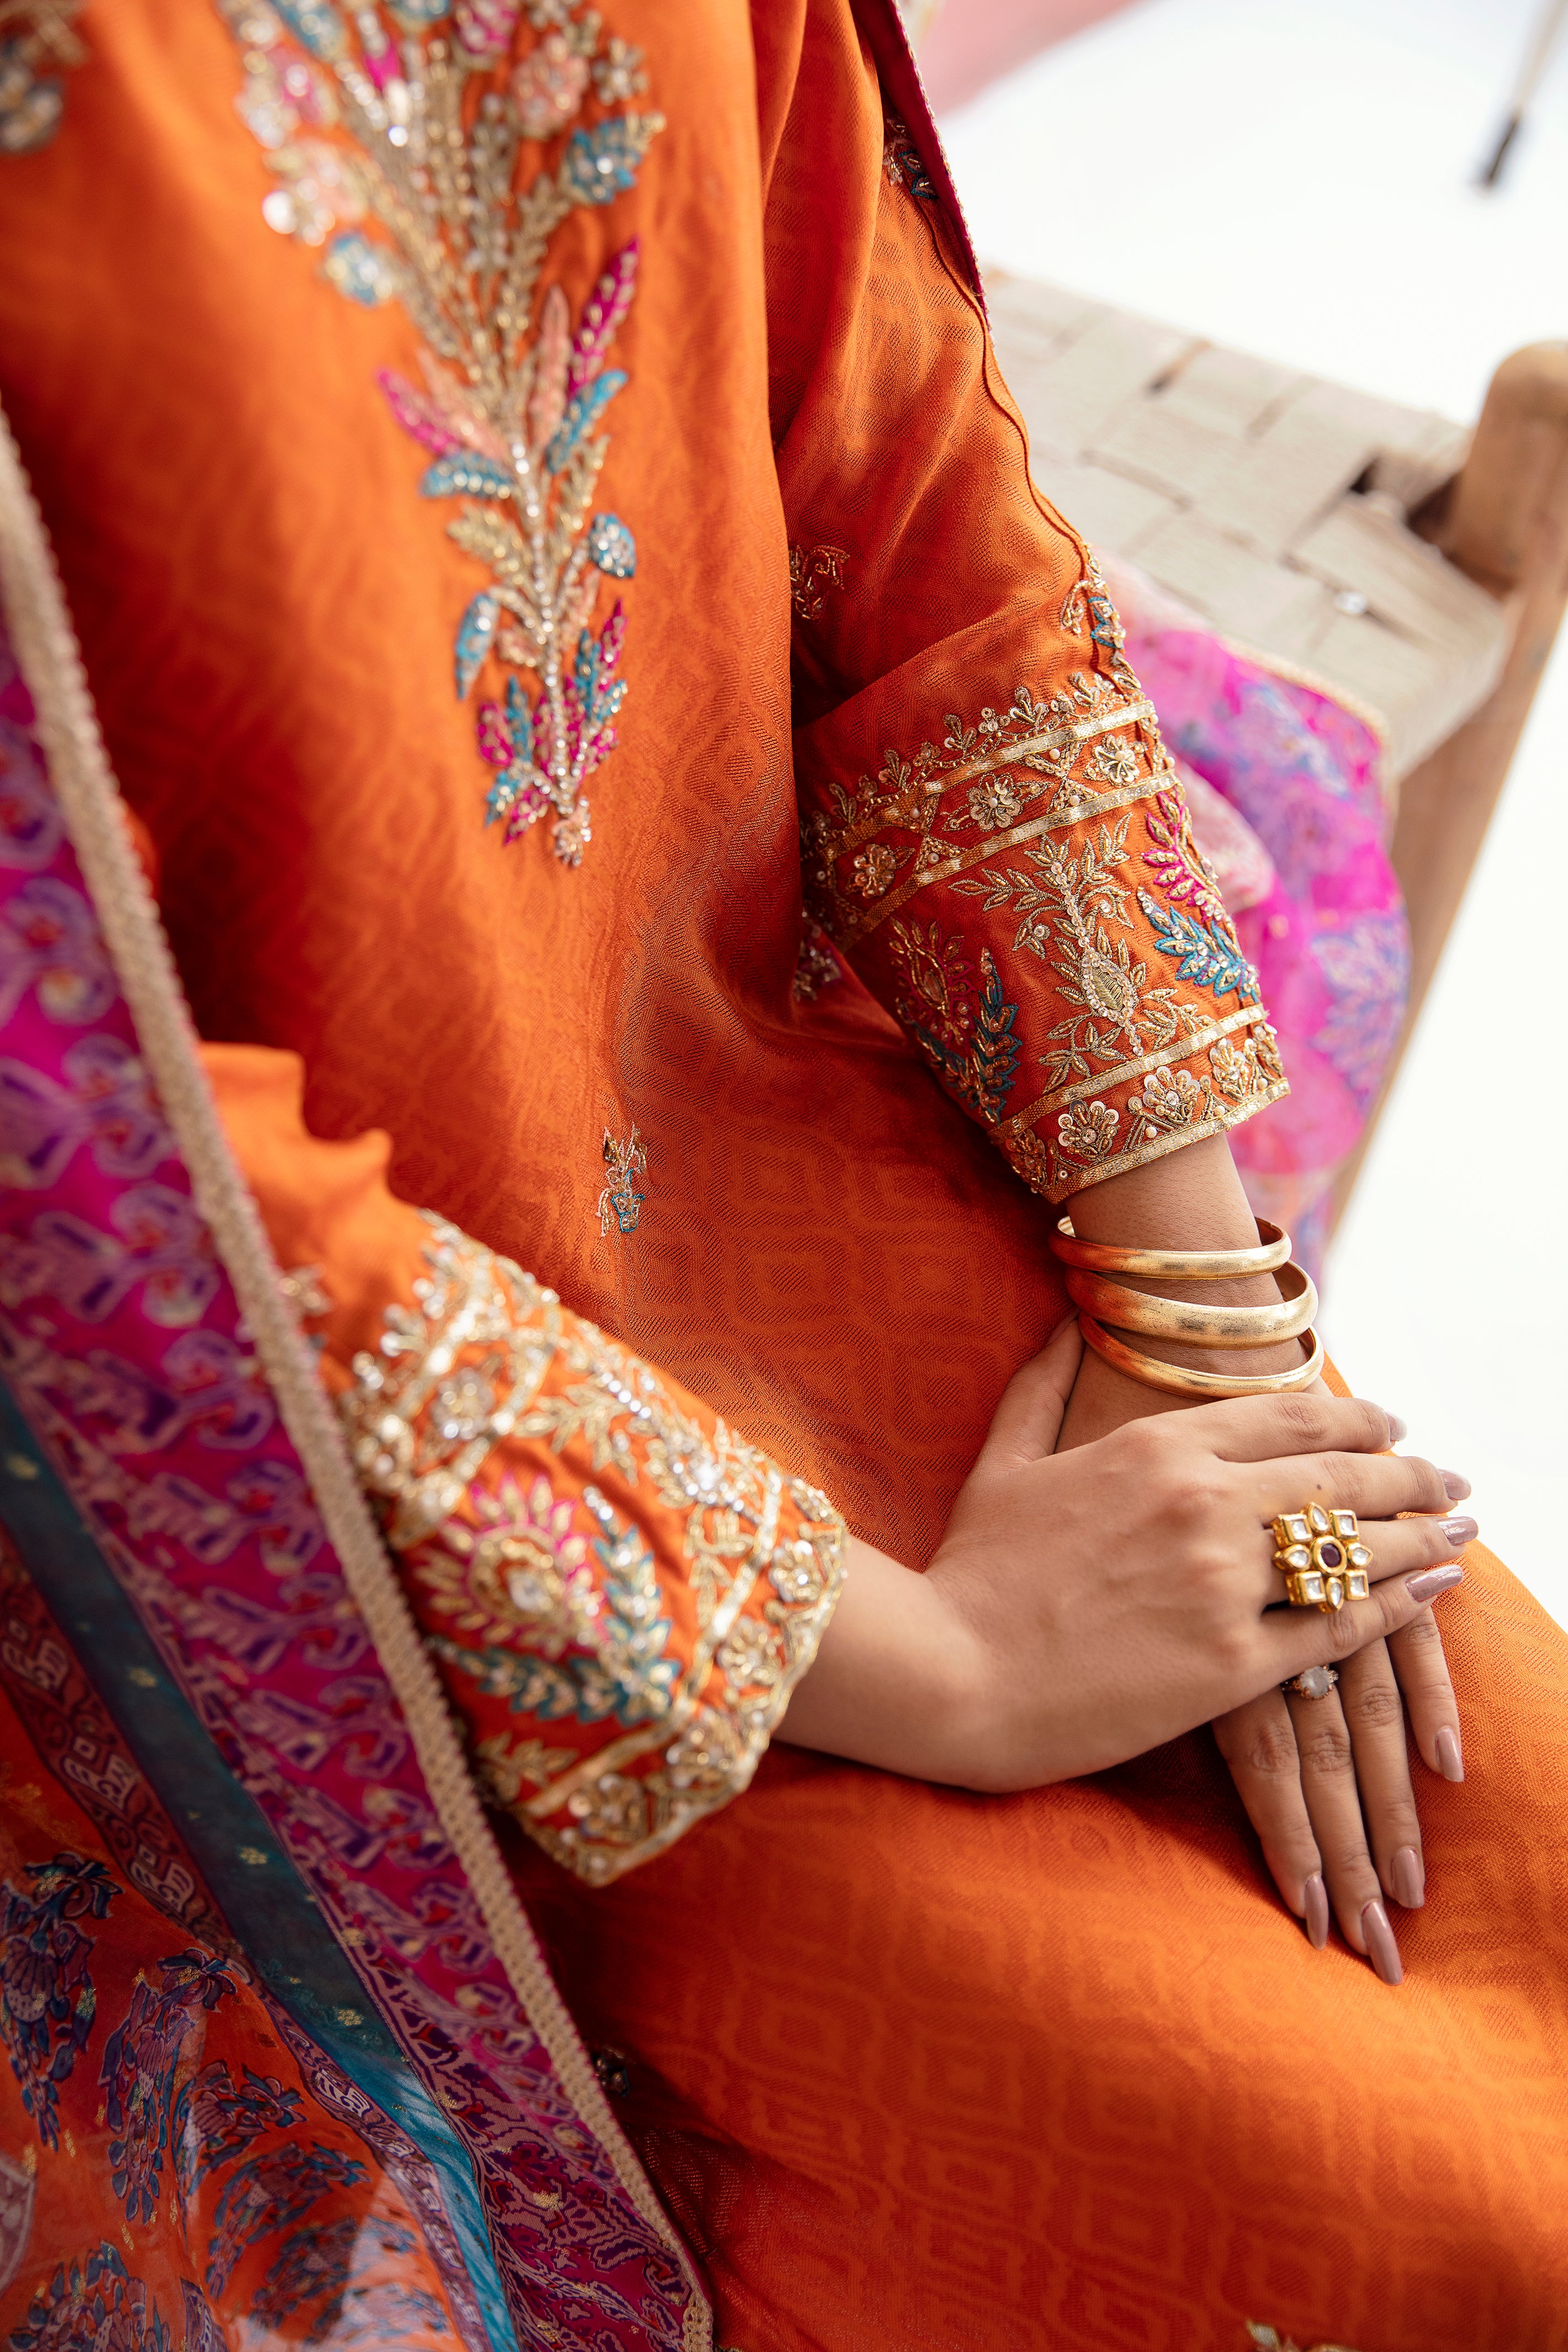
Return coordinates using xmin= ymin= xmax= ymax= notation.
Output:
xmin=1211 ymin=1588 xmax=1470 ymax=1985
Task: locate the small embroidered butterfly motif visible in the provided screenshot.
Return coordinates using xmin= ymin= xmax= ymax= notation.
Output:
xmin=598 ymin=1127 xmax=647 ymax=1236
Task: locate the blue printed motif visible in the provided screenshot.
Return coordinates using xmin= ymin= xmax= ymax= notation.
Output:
xmin=8 ymin=2243 xmax=171 ymax=2352
xmin=206 ymin=2142 xmax=368 ymax=2301
xmin=99 ymin=1949 xmax=237 ymax=2223
xmin=0 ymin=1852 xmax=117 ymax=2149
xmin=174 ymin=2058 xmax=305 ymax=2198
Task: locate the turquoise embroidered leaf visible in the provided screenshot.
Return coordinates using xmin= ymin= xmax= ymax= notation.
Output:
xmin=544 ymin=371 xmax=627 ymax=473
xmin=563 ymin=119 xmax=651 ymax=206
xmin=454 ymin=592 xmax=499 ymax=700
xmin=420 ymin=452 xmax=515 ymax=500
xmin=1137 ymin=887 xmax=1259 ymax=1003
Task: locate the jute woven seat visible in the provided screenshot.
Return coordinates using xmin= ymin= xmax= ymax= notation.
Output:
xmin=988 ymin=271 xmax=1568 ymax=1212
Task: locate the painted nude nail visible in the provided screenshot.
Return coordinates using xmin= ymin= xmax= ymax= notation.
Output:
xmin=1435 ymin=1725 xmax=1465 ymax=1783
xmin=1390 ymin=1846 xmax=1425 ymax=1909
xmin=1362 ymin=1899 xmax=1404 ymax=1987
xmin=1385 ymin=1413 xmax=1408 ymax=1442
xmin=1439 ymin=1515 xmax=1479 ymax=1549
xmin=1405 ymin=1562 xmax=1464 ymax=1606
xmin=1439 ymin=1469 xmax=1472 ymax=1502
xmin=1303 ymin=1873 xmax=1330 ymax=1950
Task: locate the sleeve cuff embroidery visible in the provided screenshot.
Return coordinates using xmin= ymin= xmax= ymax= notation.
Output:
xmin=337 ymin=1214 xmax=847 ymax=1884
xmin=801 ymin=602 xmax=1289 ymax=1202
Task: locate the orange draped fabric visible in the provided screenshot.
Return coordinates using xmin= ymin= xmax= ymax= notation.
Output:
xmin=3 ymin=4 xmax=1568 ymax=2348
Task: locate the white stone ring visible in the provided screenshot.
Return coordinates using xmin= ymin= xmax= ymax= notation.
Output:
xmin=1282 ymin=1665 xmax=1340 ymax=1701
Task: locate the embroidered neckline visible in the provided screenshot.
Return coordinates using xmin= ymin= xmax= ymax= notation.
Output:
xmin=215 ymin=0 xmax=663 ymax=867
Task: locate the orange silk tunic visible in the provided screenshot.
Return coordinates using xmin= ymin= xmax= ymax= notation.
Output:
xmin=4 ymin=6 xmax=1568 ymax=2351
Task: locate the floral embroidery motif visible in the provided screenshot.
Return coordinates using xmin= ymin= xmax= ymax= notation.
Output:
xmin=597 ymin=1123 xmax=647 ymax=1236
xmin=882 ymin=114 xmax=935 ymax=200
xmin=789 ymin=542 xmax=849 ymax=621
xmin=958 ymin=818 xmax=1204 ymax=1087
xmin=216 ymin=0 xmax=663 ymax=867
xmin=791 ymin=917 xmax=841 ymax=1003
xmin=337 ymin=1210 xmax=846 ymax=1880
xmin=0 ymin=2 xmax=84 ymax=157
xmin=0 ymin=1852 xmax=117 ymax=2149
xmin=804 ymin=674 xmax=1158 ymax=948
xmin=431 ymin=1481 xmax=680 ymax=1730
xmin=887 ymin=924 xmax=1021 ymax=1125
xmin=799 ymin=571 xmax=1287 ymax=1202
xmin=1056 ymin=1098 xmax=1117 ymax=1165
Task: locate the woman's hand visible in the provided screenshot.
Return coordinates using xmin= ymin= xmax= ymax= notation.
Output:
xmin=780 ymin=1322 xmax=1468 ymax=1802
xmin=1214 ymin=1585 xmax=1469 ymax=1983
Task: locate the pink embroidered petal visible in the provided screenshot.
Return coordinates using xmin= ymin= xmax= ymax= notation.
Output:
xmin=377 ymin=370 xmax=463 ymax=458
xmin=511 ymin=32 xmax=589 ymax=141
xmin=417 ymin=350 xmax=508 ymax=461
xmin=475 ymin=703 xmax=513 ymax=767
xmin=566 ymin=241 xmax=639 ymax=399
xmin=597 ymin=599 xmax=626 ymax=675
xmin=528 ymin=285 xmax=571 ymax=457
xmin=454 ymin=0 xmax=520 ymax=60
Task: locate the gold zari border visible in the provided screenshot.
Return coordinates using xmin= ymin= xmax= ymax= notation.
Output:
xmin=837 ymin=760 xmax=1171 ymax=946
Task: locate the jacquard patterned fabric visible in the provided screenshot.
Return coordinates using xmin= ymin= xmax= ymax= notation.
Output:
xmin=3 ymin=6 xmax=1568 ymax=2352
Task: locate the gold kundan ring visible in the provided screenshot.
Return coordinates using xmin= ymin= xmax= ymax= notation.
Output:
xmin=1272 ymin=1505 xmax=1373 ymax=1612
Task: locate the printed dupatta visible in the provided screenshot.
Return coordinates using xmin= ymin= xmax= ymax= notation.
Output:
xmin=0 ymin=407 xmax=709 ymax=2347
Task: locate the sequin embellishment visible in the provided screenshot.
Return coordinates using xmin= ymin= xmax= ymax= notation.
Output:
xmin=216 ymin=0 xmax=663 ymax=867
xmin=597 ymin=1125 xmax=646 ymax=1236
xmin=0 ymin=3 xmax=85 ymax=155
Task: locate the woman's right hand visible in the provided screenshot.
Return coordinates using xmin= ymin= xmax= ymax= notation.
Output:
xmin=778 ymin=1320 xmax=1469 ymax=1795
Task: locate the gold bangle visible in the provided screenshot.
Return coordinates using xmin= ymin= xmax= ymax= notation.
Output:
xmin=1077 ymin=1313 xmax=1325 ymax=1398
xmin=1063 ymin=1262 xmax=1318 ymax=1350
xmin=1051 ymin=1215 xmax=1291 ymax=1284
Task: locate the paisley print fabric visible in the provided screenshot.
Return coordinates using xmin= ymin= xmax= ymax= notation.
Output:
xmin=0 ymin=1527 xmax=467 ymax=2351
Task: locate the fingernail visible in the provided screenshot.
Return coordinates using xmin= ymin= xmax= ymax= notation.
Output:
xmin=1303 ymin=1872 xmax=1329 ymax=1949
xmin=1439 ymin=1515 xmax=1479 ymax=1549
xmin=1362 ymin=1899 xmax=1404 ymax=1986
xmin=1440 ymin=1469 xmax=1471 ymax=1502
xmin=1390 ymin=1845 xmax=1425 ymax=1909
xmin=1386 ymin=1413 xmax=1408 ymax=1442
xmin=1406 ymin=1562 xmax=1464 ymax=1605
xmin=1435 ymin=1725 xmax=1465 ymax=1783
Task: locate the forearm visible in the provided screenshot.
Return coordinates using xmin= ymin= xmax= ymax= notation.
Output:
xmin=1057 ymin=1132 xmax=1305 ymax=1447
xmin=775 ymin=1535 xmax=987 ymax=1782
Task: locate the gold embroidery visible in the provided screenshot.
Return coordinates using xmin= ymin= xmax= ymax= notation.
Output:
xmin=799 ymin=553 xmax=1288 ymax=1203
xmin=806 ymin=677 xmax=1164 ymax=951
xmin=791 ymin=917 xmax=841 ymax=1003
xmin=1248 ymin=2327 xmax=1362 ymax=2352
xmin=788 ymin=542 xmax=849 ymax=621
xmin=0 ymin=2 xmax=84 ymax=155
xmin=597 ymin=1125 xmax=647 ymax=1236
xmin=215 ymin=0 xmax=664 ymax=868
xmin=338 ymin=1211 xmax=847 ymax=1882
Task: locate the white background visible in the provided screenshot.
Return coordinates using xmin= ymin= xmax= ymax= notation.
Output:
xmin=940 ymin=0 xmax=1568 ymax=1623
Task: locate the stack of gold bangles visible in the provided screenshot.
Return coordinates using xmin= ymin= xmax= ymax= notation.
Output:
xmin=1048 ymin=1214 xmax=1323 ymax=1400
